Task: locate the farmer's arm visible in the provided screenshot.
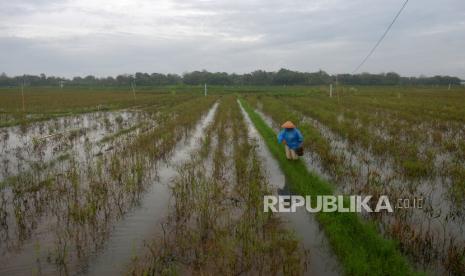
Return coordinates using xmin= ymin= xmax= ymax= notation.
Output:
xmin=296 ymin=129 xmax=303 ymax=144
xmin=278 ymin=130 xmax=285 ymax=144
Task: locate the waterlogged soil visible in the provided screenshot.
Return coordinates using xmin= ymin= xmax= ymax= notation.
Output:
xmin=3 ymin=93 xmax=462 ymax=275
xmin=1 ymin=99 xmax=322 ymax=276
xmin=129 ymin=98 xmax=310 ymax=275
xmin=294 ymin=111 xmax=465 ymax=267
xmin=0 ymin=110 xmax=149 ymax=182
xmin=241 ymin=102 xmax=341 ymax=275
xmin=83 ymin=102 xmax=219 ymax=275
xmin=0 ymin=102 xmax=219 ymax=275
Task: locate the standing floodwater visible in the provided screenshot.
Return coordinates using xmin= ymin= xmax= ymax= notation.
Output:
xmin=82 ymin=102 xmax=219 ymax=275
xmin=0 ymin=97 xmax=218 ymax=276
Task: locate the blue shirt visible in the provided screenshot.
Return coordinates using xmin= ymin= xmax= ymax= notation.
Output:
xmin=278 ymin=128 xmax=303 ymax=150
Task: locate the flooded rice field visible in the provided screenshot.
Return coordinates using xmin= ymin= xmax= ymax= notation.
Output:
xmin=84 ymin=102 xmax=219 ymax=275
xmin=0 ymin=96 xmax=337 ymax=275
xmin=130 ymin=97 xmax=309 ymax=274
xmin=0 ymin=95 xmax=218 ymax=275
xmin=1 ymin=88 xmax=464 ymax=275
xmin=246 ymin=92 xmax=465 ymax=275
xmin=0 ymin=110 xmax=147 ymax=181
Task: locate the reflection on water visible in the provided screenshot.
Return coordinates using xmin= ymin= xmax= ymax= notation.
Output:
xmin=0 ymin=110 xmax=146 ymax=182
xmin=278 ymin=178 xmax=340 ymax=276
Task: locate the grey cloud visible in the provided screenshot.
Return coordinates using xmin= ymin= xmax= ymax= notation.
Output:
xmin=0 ymin=0 xmax=464 ymax=78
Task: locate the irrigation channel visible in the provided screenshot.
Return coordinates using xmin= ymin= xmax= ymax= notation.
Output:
xmin=239 ymin=101 xmax=340 ymax=276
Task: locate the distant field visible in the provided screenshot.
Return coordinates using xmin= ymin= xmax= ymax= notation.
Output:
xmin=2 ymin=84 xmax=464 ymax=111
xmin=0 ymin=87 xmax=188 ymax=127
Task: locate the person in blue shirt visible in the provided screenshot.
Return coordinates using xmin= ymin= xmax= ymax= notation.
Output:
xmin=278 ymin=121 xmax=303 ymax=160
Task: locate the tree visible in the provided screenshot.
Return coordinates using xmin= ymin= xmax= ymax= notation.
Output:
xmin=0 ymin=71 xmax=461 ymax=87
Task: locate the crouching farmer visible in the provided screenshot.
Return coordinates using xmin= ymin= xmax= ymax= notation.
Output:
xmin=278 ymin=121 xmax=303 ymax=160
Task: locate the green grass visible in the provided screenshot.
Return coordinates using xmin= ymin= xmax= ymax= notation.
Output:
xmin=240 ymin=98 xmax=420 ymax=276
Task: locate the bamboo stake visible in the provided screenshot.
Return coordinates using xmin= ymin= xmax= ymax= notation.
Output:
xmin=131 ymin=80 xmax=136 ymax=103
xmin=21 ymin=77 xmax=25 ymax=112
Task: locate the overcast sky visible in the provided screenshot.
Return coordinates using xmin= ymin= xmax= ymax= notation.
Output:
xmin=1 ymin=0 xmax=464 ymax=78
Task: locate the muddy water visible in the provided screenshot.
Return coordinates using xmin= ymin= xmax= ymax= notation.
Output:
xmin=0 ymin=103 xmax=218 ymax=275
xmin=81 ymin=102 xmax=219 ymax=275
xmin=256 ymin=106 xmax=393 ymax=185
xmin=299 ymin=114 xmax=395 ymax=182
xmin=0 ymin=111 xmax=151 ymax=275
xmin=0 ymin=110 xmax=145 ymax=182
xmin=294 ymin=111 xmax=465 ymax=259
xmin=239 ymin=102 xmax=341 ymax=276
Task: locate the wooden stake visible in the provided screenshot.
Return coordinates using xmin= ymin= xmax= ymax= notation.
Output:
xmin=131 ymin=80 xmax=136 ymax=102
xmin=21 ymin=78 xmax=25 ymax=112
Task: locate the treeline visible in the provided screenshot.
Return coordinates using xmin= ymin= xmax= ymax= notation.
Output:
xmin=0 ymin=69 xmax=462 ymax=87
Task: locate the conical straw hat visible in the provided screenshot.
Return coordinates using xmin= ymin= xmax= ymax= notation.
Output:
xmin=281 ymin=121 xmax=296 ymax=129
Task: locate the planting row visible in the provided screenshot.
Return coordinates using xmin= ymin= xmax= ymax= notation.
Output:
xmin=130 ymin=96 xmax=309 ymax=275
